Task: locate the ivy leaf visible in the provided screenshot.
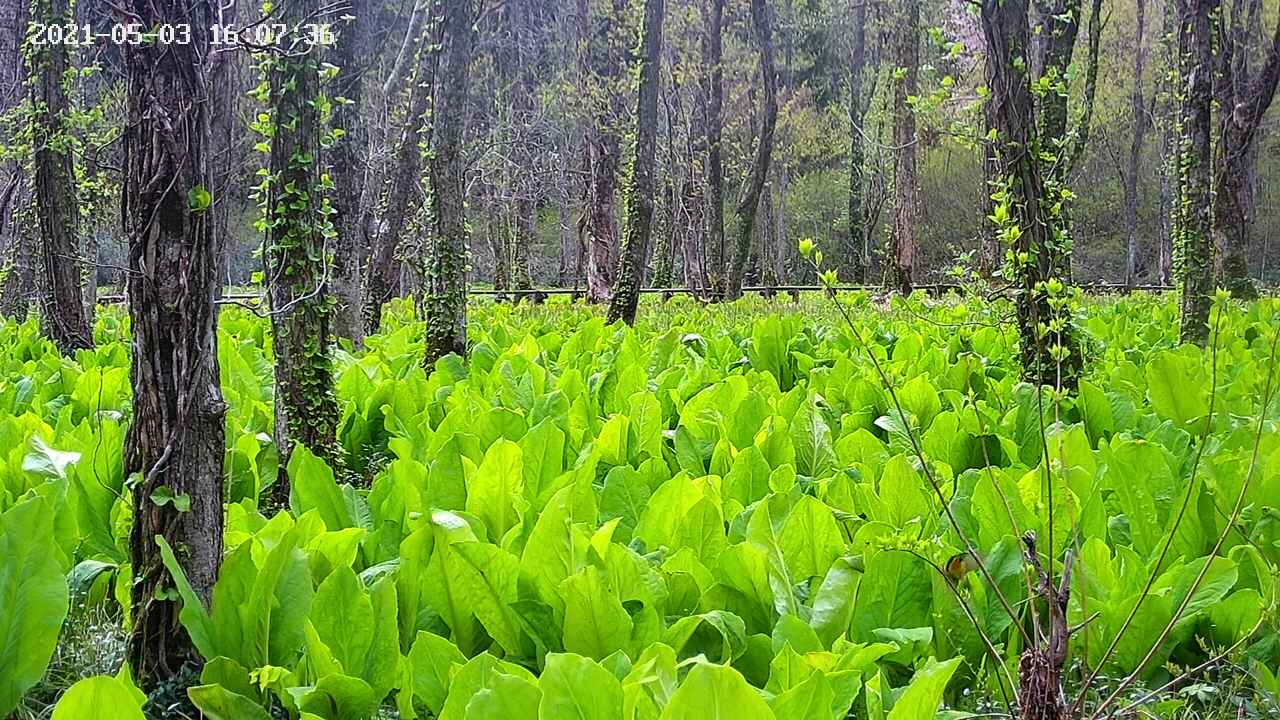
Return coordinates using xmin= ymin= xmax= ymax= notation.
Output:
xmin=188 ymin=185 xmax=213 ymax=213
xmin=151 ymin=485 xmax=192 ymax=512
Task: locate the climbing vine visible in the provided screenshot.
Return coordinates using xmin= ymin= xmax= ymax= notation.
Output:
xmin=249 ymin=5 xmax=346 ymax=498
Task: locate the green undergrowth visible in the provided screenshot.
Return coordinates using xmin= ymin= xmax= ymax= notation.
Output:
xmin=1 ymin=291 xmax=1278 ymax=719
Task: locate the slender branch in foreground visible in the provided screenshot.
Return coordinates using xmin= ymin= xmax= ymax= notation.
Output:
xmin=804 ymin=252 xmax=1033 ymax=649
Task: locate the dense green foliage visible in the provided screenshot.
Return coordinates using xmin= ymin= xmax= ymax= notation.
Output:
xmin=1 ymin=294 xmax=1278 ymax=717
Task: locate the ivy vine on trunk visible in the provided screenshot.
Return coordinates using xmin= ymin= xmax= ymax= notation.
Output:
xmin=258 ymin=0 xmax=344 ymax=508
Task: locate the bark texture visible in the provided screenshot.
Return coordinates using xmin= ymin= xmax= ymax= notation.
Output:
xmin=0 ymin=0 xmax=32 ymax=317
xmin=365 ymin=7 xmax=440 ymax=333
xmin=424 ymin=0 xmax=478 ymax=365
xmin=1157 ymin=0 xmax=1180 ymax=285
xmin=1124 ymin=0 xmax=1151 ymax=288
xmin=704 ymin=0 xmax=726 ymax=295
xmin=1177 ymin=0 xmax=1218 ymax=345
xmin=264 ymin=0 xmax=343 ymax=509
xmin=607 ymin=0 xmax=664 ymax=325
xmin=889 ymin=0 xmax=919 ymax=295
xmin=581 ymin=0 xmax=627 ymax=304
xmin=846 ymin=0 xmax=868 ymax=283
xmin=122 ymin=0 xmax=226 ymax=688
xmin=1211 ymin=0 xmax=1280 ymax=297
xmin=725 ymin=0 xmax=777 ymax=300
xmin=209 ymin=0 xmax=240 ymax=299
xmin=982 ymin=0 xmax=1082 ymax=391
xmin=31 ymin=0 xmax=93 ymax=353
xmin=331 ymin=0 xmax=371 ymax=343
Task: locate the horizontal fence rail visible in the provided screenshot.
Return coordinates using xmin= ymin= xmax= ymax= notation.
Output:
xmin=100 ymin=282 xmax=1219 ymax=305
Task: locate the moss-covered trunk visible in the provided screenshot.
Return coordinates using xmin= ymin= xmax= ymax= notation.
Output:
xmin=424 ymin=0 xmax=478 ymax=365
xmin=263 ymin=0 xmax=343 ymax=508
xmin=31 ymin=0 xmax=93 ymax=354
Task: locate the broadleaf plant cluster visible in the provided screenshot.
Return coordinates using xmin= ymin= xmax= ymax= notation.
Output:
xmin=1 ymin=293 xmax=1278 ymax=717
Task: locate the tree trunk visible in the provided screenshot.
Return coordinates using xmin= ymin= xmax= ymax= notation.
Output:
xmin=581 ymin=0 xmax=627 ymax=304
xmin=982 ymin=0 xmax=1082 ymax=393
xmin=1124 ymin=0 xmax=1150 ymax=288
xmin=725 ymin=0 xmax=778 ymax=300
xmin=652 ymin=176 xmax=676 ymax=289
xmin=491 ymin=211 xmax=511 ymax=299
xmin=512 ymin=195 xmax=535 ymax=294
xmin=208 ymin=0 xmax=239 ymax=299
xmin=557 ymin=178 xmax=577 ymax=285
xmin=1176 ymin=0 xmax=1217 ymax=345
xmin=122 ymin=0 xmax=225 ymax=689
xmin=846 ymin=0 xmax=868 ymax=283
xmin=681 ymin=176 xmax=707 ymax=295
xmin=889 ymin=0 xmax=919 ymax=296
xmin=364 ymin=8 xmax=440 ymax=333
xmin=31 ymin=0 xmax=93 ymax=353
xmin=1157 ymin=0 xmax=1180 ymax=286
xmin=1033 ymin=0 xmax=1103 ymax=283
xmin=704 ymin=0 xmax=726 ymax=295
xmin=651 ymin=105 xmax=677 ymax=290
xmin=331 ymin=0 xmax=371 ymax=344
xmin=759 ymin=178 xmax=779 ymax=289
xmin=1211 ymin=0 xmax=1279 ymax=298
xmin=424 ymin=0 xmax=478 ymax=365
xmin=501 ymin=0 xmax=540 ymax=299
xmin=608 ymin=0 xmax=664 ymax=324
xmin=264 ymin=0 xmax=343 ymax=509
xmin=0 ymin=0 xmax=28 ymax=318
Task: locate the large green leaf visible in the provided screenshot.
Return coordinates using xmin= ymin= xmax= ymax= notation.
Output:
xmin=290 ymin=445 xmax=355 ymax=531
xmin=187 ymin=684 xmax=273 ymax=720
xmin=561 ymin=566 xmax=633 ymax=660
xmin=849 ymin=550 xmax=931 ymax=643
xmin=439 ymin=654 xmax=537 ymax=720
xmin=1146 ymin=350 xmax=1210 ymax=434
xmin=465 ymin=672 xmax=541 ymax=720
xmin=466 ymin=439 xmax=524 ymax=542
xmin=885 ymin=657 xmax=961 ymax=720
xmin=768 ymin=671 xmax=834 ymax=720
xmin=51 ymin=676 xmax=146 ymax=720
xmin=538 ymin=652 xmax=624 ymax=720
xmin=0 ymin=495 xmax=70 ymax=715
xmin=659 ymin=662 xmax=775 ymax=720
xmin=404 ymin=631 xmax=466 ymax=717
xmin=790 ymin=398 xmax=835 ymax=478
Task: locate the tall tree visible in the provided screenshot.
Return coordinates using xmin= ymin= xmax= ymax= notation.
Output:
xmin=608 ymin=0 xmax=665 ymax=324
xmin=703 ymin=0 xmax=726 ymax=295
xmin=982 ymin=0 xmax=1082 ymax=392
xmin=1123 ymin=0 xmax=1151 ymax=288
xmin=1032 ymin=0 xmax=1104 ymax=282
xmin=888 ymin=0 xmax=919 ymax=295
xmin=1212 ymin=0 xmax=1280 ymax=297
xmin=0 ymin=0 xmax=32 ymax=317
xmin=581 ymin=0 xmax=628 ymax=303
xmin=30 ymin=0 xmax=93 ymax=353
xmin=364 ymin=6 xmax=441 ymax=333
xmin=505 ymin=0 xmax=542 ymax=297
xmin=122 ymin=0 xmax=226 ymax=687
xmin=331 ymin=0 xmax=371 ymax=343
xmin=262 ymin=1 xmax=343 ymax=508
xmin=725 ymin=0 xmax=778 ymax=300
xmin=424 ymin=0 xmax=479 ymax=364
xmin=1156 ymin=0 xmax=1181 ymax=285
xmin=846 ymin=0 xmax=869 ymax=283
xmin=209 ymin=0 xmax=240 ymax=298
xmin=1176 ymin=0 xmax=1218 ymax=344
